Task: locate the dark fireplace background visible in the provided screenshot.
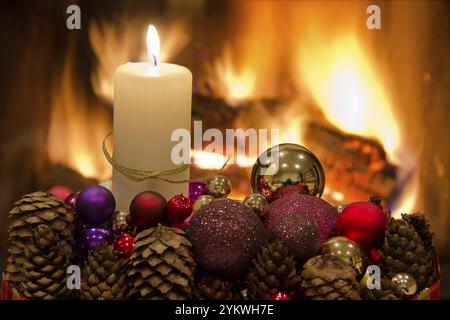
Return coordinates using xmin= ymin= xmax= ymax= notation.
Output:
xmin=0 ymin=0 xmax=449 ymax=297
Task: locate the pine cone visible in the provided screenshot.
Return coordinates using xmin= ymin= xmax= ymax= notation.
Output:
xmin=361 ymin=277 xmax=402 ymax=300
xmin=401 ymin=213 xmax=434 ymax=253
xmin=381 ymin=218 xmax=434 ymax=289
xmin=195 ymin=276 xmax=240 ymax=300
xmin=81 ymin=245 xmax=128 ymax=300
xmin=5 ymin=191 xmax=74 ymax=289
xmin=127 ymin=225 xmax=196 ymax=300
xmin=301 ymin=255 xmax=361 ymax=300
xmin=20 ymin=225 xmax=72 ymax=299
xmin=246 ymin=239 xmax=298 ymax=300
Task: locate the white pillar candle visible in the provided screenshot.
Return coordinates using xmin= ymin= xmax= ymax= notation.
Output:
xmin=112 ymin=25 xmax=192 ymax=210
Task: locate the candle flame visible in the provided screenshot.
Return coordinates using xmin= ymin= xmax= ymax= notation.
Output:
xmin=147 ymin=25 xmax=160 ymax=66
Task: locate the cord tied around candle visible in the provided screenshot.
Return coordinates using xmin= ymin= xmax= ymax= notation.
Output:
xmin=102 ymin=132 xmax=229 ymax=184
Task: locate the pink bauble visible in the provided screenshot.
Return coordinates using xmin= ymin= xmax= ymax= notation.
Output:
xmin=263 ymin=193 xmax=338 ymax=243
xmin=48 ymin=186 xmax=73 ymax=202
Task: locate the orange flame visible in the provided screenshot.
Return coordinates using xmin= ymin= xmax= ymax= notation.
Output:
xmin=296 ymin=34 xmax=417 ymax=215
xmin=297 ymin=36 xmax=400 ymax=158
xmin=48 ymin=44 xmax=111 ymax=180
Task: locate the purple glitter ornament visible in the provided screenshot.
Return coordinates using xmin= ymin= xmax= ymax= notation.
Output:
xmin=76 ymin=186 xmax=116 ymax=225
xmin=264 ymin=193 xmax=338 ymax=243
xmin=185 ymin=198 xmax=267 ymax=277
xmin=83 ymin=225 xmax=112 ymax=251
xmin=189 ymin=181 xmax=207 ymax=202
xmin=270 ymin=214 xmax=320 ymax=261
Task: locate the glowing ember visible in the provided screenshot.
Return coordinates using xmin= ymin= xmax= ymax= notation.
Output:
xmin=191 ymin=150 xmax=227 ymax=170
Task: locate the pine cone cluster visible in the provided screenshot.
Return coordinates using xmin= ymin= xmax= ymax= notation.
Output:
xmin=246 ymin=239 xmax=298 ymax=300
xmin=381 ymin=218 xmax=434 ymax=289
xmin=301 ymin=255 xmax=361 ymax=300
xmin=195 ymin=276 xmax=240 ymax=300
xmin=20 ymin=225 xmax=72 ymax=299
xmin=127 ymin=225 xmax=196 ymax=300
xmin=81 ymin=245 xmax=128 ymax=300
xmin=5 ymin=191 xmax=73 ymax=298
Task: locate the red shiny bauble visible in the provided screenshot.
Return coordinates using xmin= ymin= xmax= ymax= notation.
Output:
xmin=48 ymin=186 xmax=73 ymax=202
xmin=129 ymin=191 xmax=167 ymax=229
xmin=167 ymin=194 xmax=193 ymax=222
xmin=169 ymin=211 xmax=195 ymax=230
xmin=64 ymin=191 xmax=79 ymax=214
xmin=336 ymin=201 xmax=386 ymax=248
xmin=114 ymin=234 xmax=135 ymax=257
xmin=271 ymin=292 xmax=290 ymax=300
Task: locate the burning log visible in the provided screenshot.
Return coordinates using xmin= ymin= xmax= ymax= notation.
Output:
xmin=192 ymin=93 xmax=287 ymax=131
xmin=303 ymin=122 xmax=397 ymax=203
xmin=192 ymin=94 xmax=398 ymax=203
xmin=38 ymin=164 xmax=99 ymax=192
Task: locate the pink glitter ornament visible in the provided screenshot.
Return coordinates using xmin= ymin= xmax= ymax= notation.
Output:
xmin=263 ymin=193 xmax=338 ymax=243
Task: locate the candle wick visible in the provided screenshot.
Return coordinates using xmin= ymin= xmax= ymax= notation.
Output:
xmin=151 ymin=53 xmax=158 ymax=67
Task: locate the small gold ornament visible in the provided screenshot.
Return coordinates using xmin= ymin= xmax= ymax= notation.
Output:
xmin=113 ymin=210 xmax=130 ymax=229
xmin=206 ymin=175 xmax=232 ymax=198
xmin=242 ymin=194 xmax=268 ymax=217
xmin=321 ymin=236 xmax=367 ymax=279
xmin=250 ymin=143 xmax=325 ymax=197
xmin=335 ymin=204 xmax=346 ymax=213
xmin=391 ymin=273 xmax=417 ymax=296
xmin=193 ymin=195 xmax=215 ymax=212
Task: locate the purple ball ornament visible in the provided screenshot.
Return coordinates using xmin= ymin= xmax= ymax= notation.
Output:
xmin=83 ymin=225 xmax=112 ymax=251
xmin=189 ymin=181 xmax=207 ymax=202
xmin=76 ymin=186 xmax=116 ymax=225
xmin=264 ymin=193 xmax=339 ymax=243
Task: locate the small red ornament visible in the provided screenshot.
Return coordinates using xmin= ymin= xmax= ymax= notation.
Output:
xmin=366 ymin=247 xmax=381 ymax=263
xmin=296 ymin=183 xmax=306 ymax=189
xmin=169 ymin=211 xmax=195 ymax=230
xmin=271 ymin=292 xmax=290 ymax=300
xmin=64 ymin=191 xmax=79 ymax=214
xmin=48 ymin=186 xmax=73 ymax=202
xmin=336 ymin=201 xmax=386 ymax=248
xmin=129 ymin=191 xmax=167 ymax=229
xmin=260 ymin=188 xmax=274 ymax=203
xmin=114 ymin=234 xmax=135 ymax=257
xmin=167 ymin=194 xmax=193 ymax=222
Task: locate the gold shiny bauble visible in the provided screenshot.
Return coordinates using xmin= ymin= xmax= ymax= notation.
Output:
xmin=321 ymin=236 xmax=367 ymax=279
xmin=193 ymin=195 xmax=215 ymax=212
xmin=206 ymin=175 xmax=232 ymax=198
xmin=242 ymin=194 xmax=268 ymax=217
xmin=112 ymin=210 xmax=130 ymax=228
xmin=391 ymin=273 xmax=417 ymax=296
xmin=250 ymin=143 xmax=325 ymax=197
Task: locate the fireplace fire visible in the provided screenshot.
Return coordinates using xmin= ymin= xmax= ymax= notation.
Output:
xmin=0 ymin=0 xmax=449 ymax=294
xmin=67 ymin=1 xmax=416 ymax=212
